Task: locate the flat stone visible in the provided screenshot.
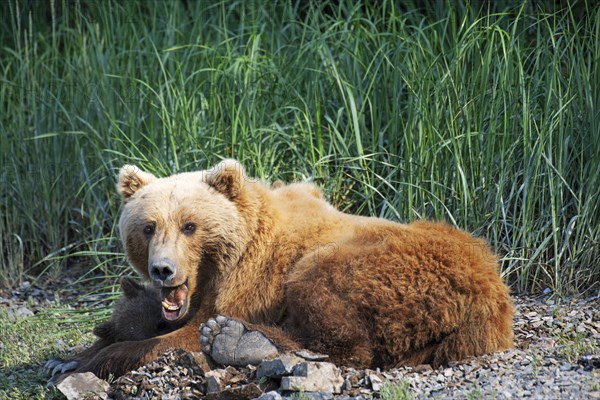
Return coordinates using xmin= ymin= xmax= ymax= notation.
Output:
xmin=280 ymin=362 xmax=343 ymax=393
xmin=57 ymin=372 xmax=109 ymax=400
xmin=297 ymin=392 xmax=335 ymax=400
xmin=559 ymin=363 xmax=572 ymax=371
xmin=257 ymin=353 xmax=303 ymax=378
xmin=368 ymin=373 xmax=384 ymax=391
xmin=205 ymin=375 xmax=223 ymax=394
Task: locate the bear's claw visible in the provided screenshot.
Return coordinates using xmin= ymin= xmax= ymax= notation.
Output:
xmin=44 ymin=359 xmax=78 ymax=376
xmin=44 ymin=359 xmax=62 ymax=371
xmin=44 ymin=359 xmax=79 ymax=387
xmin=200 ymin=315 xmax=278 ymax=366
xmin=53 ymin=360 xmax=78 ymax=376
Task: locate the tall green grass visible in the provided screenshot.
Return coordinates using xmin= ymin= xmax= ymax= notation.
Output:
xmin=1 ymin=0 xmax=598 ymax=294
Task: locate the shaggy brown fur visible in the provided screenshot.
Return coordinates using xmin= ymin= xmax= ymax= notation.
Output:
xmin=60 ymin=160 xmax=514 ymax=378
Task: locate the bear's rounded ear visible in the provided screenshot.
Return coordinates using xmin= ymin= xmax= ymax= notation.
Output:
xmin=93 ymin=321 xmax=115 ymax=340
xmin=117 ymin=165 xmax=157 ymax=203
xmin=204 ymin=159 xmax=246 ymax=200
xmin=120 ymin=276 xmax=143 ymax=299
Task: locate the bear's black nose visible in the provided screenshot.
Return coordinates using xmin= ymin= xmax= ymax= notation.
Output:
xmin=149 ymin=259 xmax=176 ymax=283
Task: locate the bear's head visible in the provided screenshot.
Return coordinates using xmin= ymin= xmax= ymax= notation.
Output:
xmin=116 ymin=160 xmax=250 ymax=322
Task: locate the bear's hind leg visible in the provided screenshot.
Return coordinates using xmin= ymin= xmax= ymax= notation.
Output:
xmin=284 ymin=276 xmax=374 ymax=368
xmin=430 ymin=293 xmax=514 ymax=367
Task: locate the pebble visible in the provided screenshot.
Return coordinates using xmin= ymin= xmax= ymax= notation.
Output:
xmin=6 ymin=305 xmax=34 ymax=322
xmin=257 ymin=390 xmax=283 ymax=400
xmin=560 ymin=363 xmax=572 ymax=371
xmin=367 ymin=373 xmax=383 ymax=391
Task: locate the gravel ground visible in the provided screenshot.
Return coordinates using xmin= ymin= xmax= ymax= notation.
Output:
xmin=106 ymin=293 xmax=600 ymax=400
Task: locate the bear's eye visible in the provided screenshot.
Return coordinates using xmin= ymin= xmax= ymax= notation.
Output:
xmin=182 ymin=222 xmax=196 ymax=236
xmin=143 ymin=224 xmax=155 ymax=236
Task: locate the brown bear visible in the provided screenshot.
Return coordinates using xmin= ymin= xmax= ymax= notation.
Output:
xmin=49 ymin=159 xmax=514 ymax=380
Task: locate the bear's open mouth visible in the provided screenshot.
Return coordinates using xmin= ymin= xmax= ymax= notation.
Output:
xmin=161 ymin=280 xmax=189 ymax=321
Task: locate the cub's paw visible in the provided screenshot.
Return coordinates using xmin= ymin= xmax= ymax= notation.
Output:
xmin=44 ymin=359 xmax=79 ymax=386
xmin=200 ymin=315 xmax=278 ymax=366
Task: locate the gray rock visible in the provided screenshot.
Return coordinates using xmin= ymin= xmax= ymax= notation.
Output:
xmin=56 ymin=372 xmax=109 ymax=400
xmin=205 ymin=375 xmax=223 ymax=393
xmin=280 ymin=362 xmax=343 ymax=393
xmin=257 ymin=353 xmax=303 ymax=379
xmin=559 ymin=362 xmax=572 ymax=371
xmin=342 ymin=378 xmax=353 ymax=391
xmin=336 ymin=396 xmax=367 ymax=400
xmin=288 ymin=392 xmax=334 ymax=400
xmin=367 ymin=373 xmax=384 ymax=391
xmin=257 ymin=390 xmax=283 ymax=400
xmin=16 ymin=306 xmax=34 ymax=318
xmin=7 ymin=306 xmax=34 ymax=322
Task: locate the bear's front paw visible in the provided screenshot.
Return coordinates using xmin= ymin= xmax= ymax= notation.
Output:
xmin=200 ymin=315 xmax=278 ymax=366
xmin=44 ymin=359 xmax=79 ymax=386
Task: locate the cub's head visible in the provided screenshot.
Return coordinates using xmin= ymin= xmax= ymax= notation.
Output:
xmin=93 ymin=277 xmax=165 ymax=342
xmin=116 ymin=160 xmax=249 ymax=322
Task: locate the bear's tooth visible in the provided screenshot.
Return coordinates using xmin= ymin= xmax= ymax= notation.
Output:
xmin=162 ymin=300 xmax=180 ymax=311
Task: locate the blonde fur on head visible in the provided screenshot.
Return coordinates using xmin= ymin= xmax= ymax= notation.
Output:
xmin=117 ymin=165 xmax=157 ymax=203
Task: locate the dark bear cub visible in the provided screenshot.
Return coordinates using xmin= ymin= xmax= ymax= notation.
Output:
xmin=47 ymin=276 xmax=176 ymax=380
xmin=94 ymin=276 xmax=172 ymax=343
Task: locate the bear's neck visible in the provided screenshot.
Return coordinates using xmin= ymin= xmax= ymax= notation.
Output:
xmin=213 ymin=182 xmax=352 ymax=324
